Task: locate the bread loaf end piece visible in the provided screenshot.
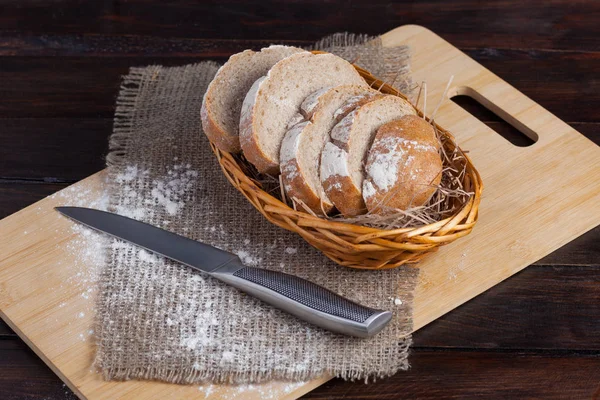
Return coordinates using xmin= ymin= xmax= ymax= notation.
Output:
xmin=363 ymin=115 xmax=443 ymax=214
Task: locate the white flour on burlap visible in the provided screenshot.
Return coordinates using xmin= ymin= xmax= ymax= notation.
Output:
xmin=92 ymin=35 xmax=419 ymax=384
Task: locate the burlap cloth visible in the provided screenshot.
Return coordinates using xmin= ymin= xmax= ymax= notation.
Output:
xmin=96 ymin=34 xmax=419 ymax=384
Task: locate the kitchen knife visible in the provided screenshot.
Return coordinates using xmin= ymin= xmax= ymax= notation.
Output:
xmin=55 ymin=207 xmax=392 ymax=338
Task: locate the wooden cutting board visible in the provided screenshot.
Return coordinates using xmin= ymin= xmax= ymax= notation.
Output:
xmin=1 ymin=24 xmax=599 ymax=399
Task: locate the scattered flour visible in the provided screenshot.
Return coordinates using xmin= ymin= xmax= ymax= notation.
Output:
xmin=180 ymin=302 xmax=220 ymax=351
xmin=199 ymin=384 xmax=215 ymax=398
xmin=138 ymin=249 xmax=159 ymax=264
xmin=448 ymin=252 xmax=469 ymax=281
xmin=52 ymin=165 xmax=320 ymax=391
xmin=388 ymin=296 xmax=403 ymax=306
xmin=150 ymin=166 xmax=198 ymax=216
xmin=81 ymin=287 xmax=94 ymax=299
xmin=50 ymin=180 xmax=110 ymax=329
xmin=114 ymin=163 xmax=199 ymax=219
xmin=197 ymin=381 xmax=306 ymax=399
xmin=115 ymin=165 xmax=145 ymax=183
xmin=235 ymin=250 xmax=261 ymax=267
xmin=220 ymin=351 xmax=235 ymax=366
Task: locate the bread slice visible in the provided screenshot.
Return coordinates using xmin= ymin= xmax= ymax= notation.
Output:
xmin=239 ymin=52 xmax=369 ymax=174
xmin=363 ymin=115 xmax=443 ymax=213
xmin=201 ymin=45 xmax=305 ymax=153
xmin=301 ymin=88 xmax=384 ymax=123
xmin=320 ymin=95 xmax=416 ymax=216
xmin=280 ymin=85 xmax=380 ymax=215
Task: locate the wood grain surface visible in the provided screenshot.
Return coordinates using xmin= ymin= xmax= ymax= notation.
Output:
xmin=1 ymin=1 xmax=599 ymax=399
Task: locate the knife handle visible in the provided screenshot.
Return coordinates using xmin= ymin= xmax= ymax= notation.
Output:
xmin=210 ymin=262 xmax=392 ymax=338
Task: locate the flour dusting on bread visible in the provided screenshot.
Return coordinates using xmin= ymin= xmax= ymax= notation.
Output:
xmin=321 ymin=95 xmax=417 ymax=216
xmin=365 ymin=138 xmax=408 ymax=192
xmin=363 ymin=116 xmax=443 ymax=214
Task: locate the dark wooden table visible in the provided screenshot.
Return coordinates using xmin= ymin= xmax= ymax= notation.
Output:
xmin=1 ymin=1 xmax=599 ymax=399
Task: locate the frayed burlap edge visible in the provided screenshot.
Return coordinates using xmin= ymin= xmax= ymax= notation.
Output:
xmin=310 ymin=32 xmax=413 ymax=95
xmin=96 ymin=334 xmax=412 ymax=384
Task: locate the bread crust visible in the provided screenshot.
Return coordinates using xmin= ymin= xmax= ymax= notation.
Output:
xmin=202 ymin=46 xmax=304 ymax=154
xmin=280 ymin=86 xmax=380 ymax=215
xmin=240 ymin=52 xmax=368 ymax=175
xmin=201 ymin=93 xmax=241 ymax=153
xmin=330 ymin=95 xmax=416 ymax=150
xmin=201 ymin=51 xmax=254 ymax=153
xmin=320 ymin=142 xmax=367 ymax=216
xmin=332 ymin=92 xmax=385 ymax=126
xmin=239 ymin=76 xmax=279 ymax=174
xmin=280 ymin=121 xmax=335 ymax=214
xmin=363 ymin=115 xmax=443 ymax=213
xmin=322 ymin=95 xmax=417 ymax=216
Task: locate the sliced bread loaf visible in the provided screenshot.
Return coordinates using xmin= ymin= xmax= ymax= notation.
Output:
xmin=239 ymin=52 xmax=369 ymax=174
xmin=280 ymin=85 xmax=380 ymax=215
xmin=201 ymin=45 xmax=305 ymax=153
xmin=363 ymin=115 xmax=443 ymax=213
xmin=320 ymin=95 xmax=416 ymax=216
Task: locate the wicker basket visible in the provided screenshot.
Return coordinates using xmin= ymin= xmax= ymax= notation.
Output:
xmin=210 ymin=63 xmax=483 ymax=270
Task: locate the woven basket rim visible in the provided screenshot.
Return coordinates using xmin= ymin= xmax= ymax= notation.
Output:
xmin=209 ymin=56 xmax=483 ymax=269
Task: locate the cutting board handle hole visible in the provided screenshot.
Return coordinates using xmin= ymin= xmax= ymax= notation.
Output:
xmin=450 ymin=87 xmax=538 ymax=147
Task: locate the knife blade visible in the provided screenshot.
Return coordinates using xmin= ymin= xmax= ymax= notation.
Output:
xmin=55 ymin=207 xmax=392 ymax=337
